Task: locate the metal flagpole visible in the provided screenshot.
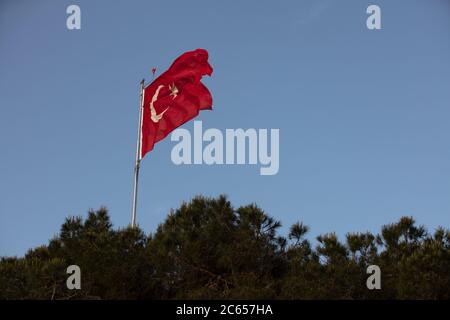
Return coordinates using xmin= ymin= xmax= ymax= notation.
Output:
xmin=131 ymin=79 xmax=145 ymax=228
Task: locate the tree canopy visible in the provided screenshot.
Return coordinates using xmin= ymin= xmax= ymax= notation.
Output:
xmin=1 ymin=195 xmax=449 ymax=299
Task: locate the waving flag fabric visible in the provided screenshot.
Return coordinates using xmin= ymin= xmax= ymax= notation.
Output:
xmin=140 ymin=49 xmax=213 ymax=159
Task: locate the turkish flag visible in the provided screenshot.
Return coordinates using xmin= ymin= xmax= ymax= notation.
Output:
xmin=140 ymin=49 xmax=213 ymax=159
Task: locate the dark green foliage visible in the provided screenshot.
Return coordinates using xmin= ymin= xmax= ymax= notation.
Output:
xmin=1 ymin=196 xmax=449 ymax=299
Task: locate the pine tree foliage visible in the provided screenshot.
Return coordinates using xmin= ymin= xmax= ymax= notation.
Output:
xmin=1 ymin=196 xmax=449 ymax=299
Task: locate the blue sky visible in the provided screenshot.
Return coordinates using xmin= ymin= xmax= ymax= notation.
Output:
xmin=1 ymin=0 xmax=449 ymax=257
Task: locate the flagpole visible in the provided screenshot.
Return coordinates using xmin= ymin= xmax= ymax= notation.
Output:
xmin=131 ymin=79 xmax=145 ymax=228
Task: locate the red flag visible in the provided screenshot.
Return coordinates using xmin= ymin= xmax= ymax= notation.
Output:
xmin=140 ymin=49 xmax=213 ymax=159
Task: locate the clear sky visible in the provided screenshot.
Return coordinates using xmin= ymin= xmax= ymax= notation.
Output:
xmin=1 ymin=0 xmax=449 ymax=257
